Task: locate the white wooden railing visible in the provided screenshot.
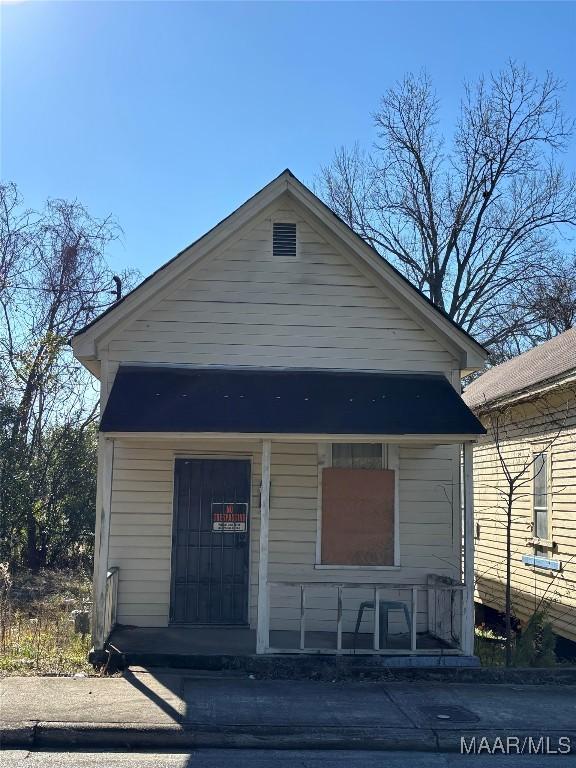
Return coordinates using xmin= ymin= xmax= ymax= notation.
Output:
xmin=103 ymin=566 xmax=119 ymax=643
xmin=264 ymin=580 xmax=465 ymax=655
xmin=427 ymin=574 xmax=462 ymax=646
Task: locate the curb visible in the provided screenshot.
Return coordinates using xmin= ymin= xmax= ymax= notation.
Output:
xmin=4 ymin=722 xmax=576 ymax=753
xmin=3 ymin=722 xmax=437 ymax=752
xmin=0 ymin=722 xmax=36 ymax=748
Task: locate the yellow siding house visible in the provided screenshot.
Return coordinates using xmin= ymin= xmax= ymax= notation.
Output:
xmin=464 ymin=328 xmax=576 ymax=643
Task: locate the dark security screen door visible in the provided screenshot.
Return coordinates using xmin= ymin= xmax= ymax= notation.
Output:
xmin=170 ymin=459 xmax=251 ymax=625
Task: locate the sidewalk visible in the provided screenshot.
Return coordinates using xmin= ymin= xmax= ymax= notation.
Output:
xmin=2 ymin=669 xmax=576 ymax=752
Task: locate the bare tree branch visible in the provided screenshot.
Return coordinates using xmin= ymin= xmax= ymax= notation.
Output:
xmin=317 ymin=62 xmax=576 ymax=358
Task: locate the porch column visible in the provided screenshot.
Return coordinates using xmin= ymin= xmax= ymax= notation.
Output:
xmin=256 ymin=439 xmax=272 ymax=654
xmin=461 ymin=441 xmax=475 ymax=655
xmin=92 ymin=435 xmax=114 ymax=651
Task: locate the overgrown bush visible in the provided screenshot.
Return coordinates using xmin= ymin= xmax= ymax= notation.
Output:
xmin=475 ymin=611 xmax=558 ymax=667
xmin=0 ymin=410 xmax=97 ymax=570
xmin=513 ymin=611 xmax=557 ymax=667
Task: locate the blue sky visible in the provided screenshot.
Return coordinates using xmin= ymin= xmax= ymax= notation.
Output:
xmin=2 ymin=1 xmax=575 ymax=279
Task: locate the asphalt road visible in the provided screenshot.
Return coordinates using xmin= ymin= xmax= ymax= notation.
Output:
xmin=3 ymin=751 xmax=576 ymax=767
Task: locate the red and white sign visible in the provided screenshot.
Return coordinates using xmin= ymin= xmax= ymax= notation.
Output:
xmin=211 ymin=502 xmax=248 ymax=532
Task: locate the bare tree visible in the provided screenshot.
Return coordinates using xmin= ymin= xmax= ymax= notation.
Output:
xmin=0 ymin=182 xmax=136 ymax=568
xmin=523 ymin=256 xmax=576 ymax=342
xmin=318 ymin=62 xmax=576 ymax=356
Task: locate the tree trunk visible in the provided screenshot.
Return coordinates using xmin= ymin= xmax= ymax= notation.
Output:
xmin=505 ymin=493 xmax=513 ymax=666
xmin=25 ymin=510 xmax=42 ymax=571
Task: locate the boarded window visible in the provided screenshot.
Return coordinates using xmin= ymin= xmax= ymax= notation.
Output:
xmin=321 ymin=468 xmax=395 ymax=566
xmin=273 ymin=222 xmax=297 ymax=257
xmin=533 ymin=452 xmax=549 ymax=540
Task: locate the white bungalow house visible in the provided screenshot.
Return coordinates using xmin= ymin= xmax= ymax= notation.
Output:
xmin=72 ymin=170 xmax=487 ymax=665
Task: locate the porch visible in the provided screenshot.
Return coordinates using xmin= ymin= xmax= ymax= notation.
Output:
xmin=109 ymin=624 xmax=455 ymax=657
xmin=103 ymin=570 xmax=468 ymax=664
xmin=92 ymin=367 xmax=483 ymax=664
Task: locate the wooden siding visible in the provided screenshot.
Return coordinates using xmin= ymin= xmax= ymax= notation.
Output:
xmin=109 ymin=439 xmax=262 ymax=627
xmin=108 ymin=438 xmax=461 ymax=630
xmin=473 ymin=387 xmax=576 ymax=642
xmin=101 ymin=194 xmax=464 ymax=632
xmin=102 ymin=197 xmax=457 ymax=389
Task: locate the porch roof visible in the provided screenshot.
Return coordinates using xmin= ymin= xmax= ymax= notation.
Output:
xmin=100 ymin=366 xmax=485 ymax=436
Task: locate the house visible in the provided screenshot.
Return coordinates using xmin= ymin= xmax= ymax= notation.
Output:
xmin=71 ymin=170 xmax=487 ymax=665
xmin=463 ymin=328 xmax=576 ymax=644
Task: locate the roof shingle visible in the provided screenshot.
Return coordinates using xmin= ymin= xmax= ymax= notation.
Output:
xmin=463 ymin=327 xmax=576 ymax=411
xmin=101 ymin=366 xmax=485 ymax=436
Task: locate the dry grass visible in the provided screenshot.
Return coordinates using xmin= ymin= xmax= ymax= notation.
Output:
xmin=0 ymin=565 xmax=96 ymax=676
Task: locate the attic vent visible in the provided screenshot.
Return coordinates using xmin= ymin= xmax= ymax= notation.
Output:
xmin=273 ymin=222 xmax=297 ymax=258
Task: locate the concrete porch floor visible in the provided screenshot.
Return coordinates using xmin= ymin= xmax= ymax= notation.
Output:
xmin=108 ymin=625 xmax=456 ymax=658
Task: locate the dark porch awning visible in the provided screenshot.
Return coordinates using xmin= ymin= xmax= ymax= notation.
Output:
xmin=100 ymin=366 xmax=485 ymax=436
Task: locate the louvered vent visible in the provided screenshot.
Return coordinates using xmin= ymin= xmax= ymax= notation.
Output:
xmin=273 ymin=222 xmax=297 ymax=258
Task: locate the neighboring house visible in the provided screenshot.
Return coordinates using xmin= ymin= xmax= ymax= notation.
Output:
xmin=72 ymin=170 xmax=487 ymax=664
xmin=464 ymin=328 xmax=576 ymax=643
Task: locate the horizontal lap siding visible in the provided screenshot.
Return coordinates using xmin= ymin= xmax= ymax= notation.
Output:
xmin=109 ymin=439 xmax=461 ymax=631
xmin=102 ymin=197 xmax=461 ymax=629
xmin=267 ymin=442 xmax=460 ymax=633
xmin=109 ymin=439 xmax=261 ymax=627
xmin=106 ymin=199 xmax=457 ymax=378
xmin=473 ymin=390 xmax=576 ymax=642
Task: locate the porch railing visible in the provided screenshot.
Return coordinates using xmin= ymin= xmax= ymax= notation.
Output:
xmin=264 ymin=579 xmax=465 ymax=655
xmin=103 ymin=566 xmax=119 ymax=643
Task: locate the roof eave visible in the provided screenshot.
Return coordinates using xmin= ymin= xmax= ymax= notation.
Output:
xmin=467 ymin=368 xmax=576 ymax=414
xmin=101 ymin=430 xmax=484 ymax=443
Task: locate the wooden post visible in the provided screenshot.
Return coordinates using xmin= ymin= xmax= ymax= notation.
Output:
xmin=373 ymin=587 xmax=380 ymax=650
xmin=92 ymin=436 xmax=114 ymax=651
xmin=256 ymin=439 xmax=272 ymax=654
xmin=299 ymin=585 xmax=306 ymax=650
xmin=387 ymin=444 xmax=400 ymax=566
xmin=110 ymin=567 xmax=119 ymax=628
xmin=336 ymin=586 xmax=343 ymax=652
xmin=427 ymin=575 xmax=436 ymax=640
xmin=411 ymin=587 xmax=418 ymax=652
xmin=462 ymin=442 xmax=475 ymax=655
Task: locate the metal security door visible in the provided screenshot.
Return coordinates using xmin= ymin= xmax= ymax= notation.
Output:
xmin=170 ymin=458 xmax=251 ymax=624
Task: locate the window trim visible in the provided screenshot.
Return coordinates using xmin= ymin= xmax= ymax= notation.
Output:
xmin=314 ymin=442 xmax=400 ymax=570
xmin=271 ymin=219 xmax=299 ymax=261
xmin=532 ymin=450 xmax=552 ymax=546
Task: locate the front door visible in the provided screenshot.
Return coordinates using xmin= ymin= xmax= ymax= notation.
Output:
xmin=170 ymin=458 xmax=251 ymax=624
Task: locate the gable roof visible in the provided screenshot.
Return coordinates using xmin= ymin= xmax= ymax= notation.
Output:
xmin=463 ymin=327 xmax=576 ymax=411
xmin=72 ymin=169 xmax=487 ymax=369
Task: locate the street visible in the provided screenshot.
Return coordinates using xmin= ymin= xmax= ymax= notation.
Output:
xmin=3 ymin=751 xmax=576 ymax=768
